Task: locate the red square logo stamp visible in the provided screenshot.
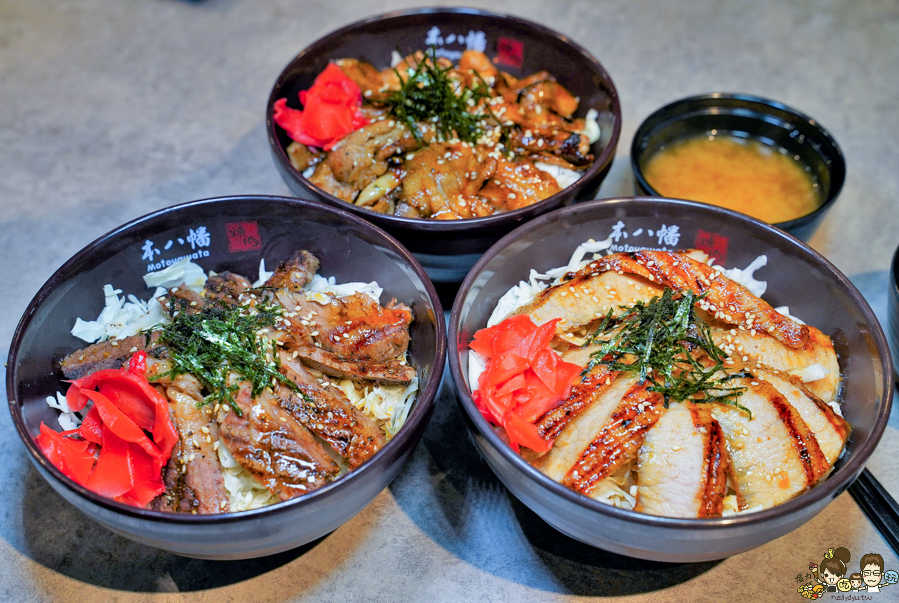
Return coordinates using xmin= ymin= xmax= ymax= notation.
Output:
xmin=226 ymin=221 xmax=262 ymax=253
xmin=694 ymin=230 xmax=729 ymax=264
xmin=496 ymin=37 xmax=524 ymax=68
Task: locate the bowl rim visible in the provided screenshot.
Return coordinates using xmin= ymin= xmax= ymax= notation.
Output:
xmin=265 ymin=6 xmax=622 ymax=231
xmin=629 ymin=92 xmax=846 ymax=231
xmin=448 ymin=195 xmax=893 ymax=531
xmin=7 ymin=194 xmax=447 ymax=524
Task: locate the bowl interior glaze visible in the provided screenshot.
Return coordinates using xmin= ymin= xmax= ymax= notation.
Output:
xmin=7 ymin=195 xmax=446 ymax=559
xmin=449 ymin=197 xmax=891 ymax=561
xmin=631 ymin=94 xmax=845 ymax=241
xmin=267 ymin=7 xmax=621 ymax=282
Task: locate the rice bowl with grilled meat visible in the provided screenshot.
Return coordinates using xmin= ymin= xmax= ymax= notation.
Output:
xmin=468 ymin=245 xmax=849 ymax=518
xmin=43 ymin=250 xmax=419 ymax=514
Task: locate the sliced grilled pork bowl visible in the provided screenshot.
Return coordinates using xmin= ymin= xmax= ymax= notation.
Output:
xmin=448 ymin=197 xmax=892 ymax=562
xmin=267 ymin=7 xmax=621 ymax=282
xmin=7 ymin=195 xmax=445 ymax=559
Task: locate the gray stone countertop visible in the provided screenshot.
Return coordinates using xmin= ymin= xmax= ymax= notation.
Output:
xmin=1 ymin=0 xmax=898 ymax=601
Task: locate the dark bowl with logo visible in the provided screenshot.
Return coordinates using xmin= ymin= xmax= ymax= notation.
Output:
xmin=267 ymin=7 xmax=621 ymax=283
xmin=889 ymin=243 xmax=899 ymax=381
xmin=448 ymin=197 xmax=892 ymax=562
xmin=631 ymin=93 xmax=845 ymax=241
xmin=7 ymin=195 xmax=446 ymax=560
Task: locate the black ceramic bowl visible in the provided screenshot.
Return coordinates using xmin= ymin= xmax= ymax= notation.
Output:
xmin=631 ymin=93 xmax=845 ymax=241
xmin=267 ymin=7 xmax=621 ymax=283
xmin=448 ymin=197 xmax=892 ymax=562
xmin=7 ymin=196 xmax=446 ymax=560
xmin=889 ymin=243 xmax=899 ymax=381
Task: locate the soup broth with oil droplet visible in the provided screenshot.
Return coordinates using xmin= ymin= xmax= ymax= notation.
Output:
xmin=643 ymin=135 xmax=821 ymax=223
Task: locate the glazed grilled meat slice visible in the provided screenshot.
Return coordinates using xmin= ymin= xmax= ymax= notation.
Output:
xmin=534 ymin=374 xmax=637 ymax=480
xmin=264 ymin=250 xmax=320 ymax=292
xmin=635 ymin=403 xmax=730 ymax=518
xmin=60 ymin=331 xmax=166 ymax=380
xmin=399 ymin=142 xmax=491 ymax=219
xmin=563 ymin=382 xmax=665 ymax=497
xmin=159 ymin=283 xmax=205 ymax=316
xmin=152 ymin=373 xmax=229 ymax=514
xmin=751 ymin=367 xmax=849 ymax=464
xmin=711 ymin=378 xmax=830 ymax=510
xmin=276 ymin=289 xmax=415 ymax=384
xmin=204 ymin=271 xmax=251 ymax=304
xmin=219 ymin=379 xmax=339 ymax=501
xmin=322 ymin=120 xmax=417 ymax=198
xmin=300 ymin=292 xmax=411 ymax=362
xmin=576 ymin=251 xmax=809 ymax=348
xmin=710 ymin=324 xmax=840 ymax=403
xmin=514 ymin=270 xmax=665 ymax=334
xmin=277 ymin=352 xmax=386 ymax=469
xmin=477 ymin=157 xmax=562 ymax=212
xmin=534 ymin=364 xmax=622 ymax=440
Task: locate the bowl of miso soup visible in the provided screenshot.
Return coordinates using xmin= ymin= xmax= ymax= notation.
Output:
xmin=631 ymin=93 xmax=845 ymax=240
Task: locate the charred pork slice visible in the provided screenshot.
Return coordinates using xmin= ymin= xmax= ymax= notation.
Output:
xmin=159 ymin=283 xmax=205 ymax=316
xmin=277 ymin=290 xmax=415 ymax=384
xmin=152 ymin=374 xmax=229 ymax=514
xmin=204 ymin=271 xmax=251 ymax=305
xmin=263 ymin=250 xmax=320 ymax=292
xmin=564 ymin=382 xmax=665 ymax=497
xmin=752 ymin=367 xmax=849 ymax=465
xmin=277 ymin=351 xmax=386 ymax=469
xmin=710 ymin=324 xmax=840 ymax=404
xmin=534 ymin=364 xmax=621 ymax=440
xmin=281 ymin=290 xmax=412 ymax=362
xmin=577 ymin=251 xmax=809 ymax=348
xmin=60 ymin=331 xmax=166 ymax=380
xmin=534 ymin=374 xmax=637 ymax=481
xmin=711 ymin=379 xmax=830 ymax=510
xmin=514 ymin=271 xmax=664 ymax=334
xmin=220 ymin=379 xmax=339 ymax=501
xmin=635 ymin=402 xmax=729 ymax=518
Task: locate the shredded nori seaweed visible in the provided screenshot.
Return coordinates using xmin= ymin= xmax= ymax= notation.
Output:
xmin=583 ymin=288 xmax=752 ymax=416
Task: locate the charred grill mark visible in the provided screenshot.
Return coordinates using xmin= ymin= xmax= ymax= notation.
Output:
xmin=767 ymin=391 xmax=830 ymax=486
xmin=563 ymin=383 xmax=664 ymax=495
xmin=219 ymin=381 xmax=340 ymax=502
xmin=805 ymin=386 xmax=851 ymax=443
xmin=277 ymin=352 xmax=385 ymax=468
xmin=574 ymin=250 xmax=810 ymax=349
xmin=535 ymin=365 xmax=620 ymax=440
xmin=690 ymin=406 xmax=729 ymax=518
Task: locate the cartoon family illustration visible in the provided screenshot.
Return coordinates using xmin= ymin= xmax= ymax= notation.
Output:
xmin=797 ymin=548 xmax=899 ymax=599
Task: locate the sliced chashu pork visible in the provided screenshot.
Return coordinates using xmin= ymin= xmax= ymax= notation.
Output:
xmin=276 ymin=289 xmax=415 ymax=384
xmin=563 ymin=381 xmax=665 ymax=497
xmin=60 ymin=331 xmax=167 ymax=380
xmin=264 ymin=250 xmax=320 ymax=292
xmin=219 ymin=379 xmax=339 ymax=501
xmin=514 ymin=270 xmax=664 ymax=334
xmin=751 ymin=367 xmax=849 ymax=464
xmin=277 ymin=351 xmax=386 ymax=469
xmin=534 ymin=374 xmax=638 ymax=481
xmin=635 ymin=402 xmax=729 ymax=518
xmin=711 ymin=378 xmax=830 ymax=510
xmin=575 ymin=250 xmax=810 ymax=348
xmin=710 ymin=324 xmax=840 ymax=403
xmin=153 ymin=373 xmax=230 ymax=514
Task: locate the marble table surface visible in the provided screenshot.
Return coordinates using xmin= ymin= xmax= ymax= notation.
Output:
xmin=2 ymin=0 xmax=898 ymax=601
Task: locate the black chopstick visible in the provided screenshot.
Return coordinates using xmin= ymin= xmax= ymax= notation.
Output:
xmin=848 ymin=468 xmax=899 ymax=555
